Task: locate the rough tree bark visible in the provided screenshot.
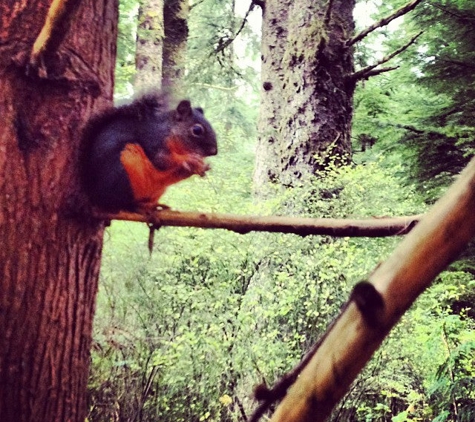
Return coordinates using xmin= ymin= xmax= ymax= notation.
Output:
xmin=253 ymin=0 xmax=291 ymax=190
xmin=163 ymin=0 xmax=189 ymax=95
xmin=0 ymin=0 xmax=117 ymax=420
xmin=135 ymin=0 xmax=164 ymax=91
xmin=254 ymin=0 xmax=356 ymax=191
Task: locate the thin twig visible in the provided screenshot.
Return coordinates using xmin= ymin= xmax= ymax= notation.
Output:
xmin=190 ymin=0 xmax=206 ymax=11
xmin=430 ymin=2 xmax=475 ymax=22
xmin=441 ymin=324 xmax=459 ymax=418
xmin=349 ymin=31 xmax=422 ymax=82
xmin=214 ymin=1 xmax=256 ymax=56
xmin=348 ymin=0 xmax=423 ymax=47
xmin=355 ymin=65 xmax=400 ymax=80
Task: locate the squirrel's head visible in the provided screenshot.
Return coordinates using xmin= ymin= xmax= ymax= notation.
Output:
xmin=171 ymin=100 xmax=218 ymax=157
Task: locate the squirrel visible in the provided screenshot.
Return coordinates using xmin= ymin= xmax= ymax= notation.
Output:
xmin=81 ymin=91 xmax=217 ymax=212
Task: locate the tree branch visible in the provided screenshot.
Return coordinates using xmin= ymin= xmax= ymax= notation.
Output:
xmin=430 ymin=2 xmax=475 ymax=22
xmin=190 ymin=0 xmax=207 ymax=10
xmin=356 ymin=65 xmax=400 ymax=80
xmin=93 ymin=209 xmax=422 ymax=238
xmin=214 ymin=1 xmax=256 ymax=56
xmin=349 ymin=31 xmax=422 ymax=82
xmin=438 ymin=58 xmax=475 ymax=70
xmin=189 ymin=82 xmax=239 ymax=92
xmin=348 ymin=0 xmax=423 ymax=47
xmin=393 ymin=123 xmax=425 ymax=134
xmin=266 ymin=156 xmax=475 ymax=422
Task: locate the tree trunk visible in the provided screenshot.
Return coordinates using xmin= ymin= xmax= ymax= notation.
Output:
xmin=163 ymin=0 xmax=189 ymax=95
xmin=254 ymin=0 xmax=356 ymax=192
xmin=0 ymin=0 xmax=117 ymax=420
xmin=135 ymin=0 xmax=165 ymax=91
xmin=253 ymin=0 xmax=291 ymax=190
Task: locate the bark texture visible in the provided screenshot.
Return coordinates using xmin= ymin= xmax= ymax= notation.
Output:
xmin=135 ymin=0 xmax=164 ymax=91
xmin=0 ymin=0 xmax=117 ymax=420
xmin=254 ymin=0 xmax=291 ymax=189
xmin=254 ymin=0 xmax=356 ymax=191
xmin=163 ymin=0 xmax=189 ymax=95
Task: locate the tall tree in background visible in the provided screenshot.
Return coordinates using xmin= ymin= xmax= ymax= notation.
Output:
xmin=132 ymin=0 xmax=189 ymax=94
xmin=254 ymin=0 xmax=423 ymax=192
xmin=0 ymin=0 xmax=117 ymax=421
xmin=254 ymin=0 xmax=356 ymax=190
xmin=163 ymin=0 xmax=189 ymax=94
xmin=135 ymin=0 xmax=164 ymax=90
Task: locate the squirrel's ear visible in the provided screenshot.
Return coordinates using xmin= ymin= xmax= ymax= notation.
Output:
xmin=176 ymin=100 xmax=192 ymax=120
xmin=195 ymin=107 xmax=204 ymax=115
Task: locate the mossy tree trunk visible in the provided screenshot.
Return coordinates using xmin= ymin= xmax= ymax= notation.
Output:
xmin=0 ymin=0 xmax=117 ymax=420
xmin=254 ymin=0 xmax=356 ymax=192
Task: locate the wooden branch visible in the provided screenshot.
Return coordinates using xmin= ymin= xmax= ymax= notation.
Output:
xmin=348 ymin=0 xmax=423 ymax=47
xmin=356 ymin=65 xmax=399 ymax=80
xmin=268 ymin=156 xmax=475 ymax=422
xmin=93 ymin=209 xmax=423 ymax=238
xmin=189 ymin=82 xmax=239 ymax=92
xmin=350 ymin=31 xmax=422 ymax=82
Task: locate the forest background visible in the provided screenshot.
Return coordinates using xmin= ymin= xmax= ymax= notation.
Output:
xmin=87 ymin=0 xmax=475 ymax=421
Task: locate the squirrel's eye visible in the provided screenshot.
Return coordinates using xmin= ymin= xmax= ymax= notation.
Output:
xmin=191 ymin=124 xmax=205 ymax=137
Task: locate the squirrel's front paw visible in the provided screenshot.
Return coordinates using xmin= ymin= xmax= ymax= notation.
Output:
xmin=181 ymin=154 xmax=210 ymax=177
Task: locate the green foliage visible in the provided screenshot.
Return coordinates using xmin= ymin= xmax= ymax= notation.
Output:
xmin=423 ymin=284 xmax=475 ymax=422
xmin=354 ymin=0 xmax=475 ymax=203
xmin=402 ymin=0 xmax=475 ymax=201
xmin=115 ymin=0 xmax=139 ymax=98
xmin=88 ymin=1 xmax=475 ymax=421
xmin=90 ymin=151 xmax=475 ymax=421
xmin=88 ymin=105 xmax=473 ymax=421
xmin=332 ymin=271 xmax=475 ymax=422
xmin=184 ymin=0 xmax=260 ymax=142
xmin=89 ymin=151 xmax=475 ymax=420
